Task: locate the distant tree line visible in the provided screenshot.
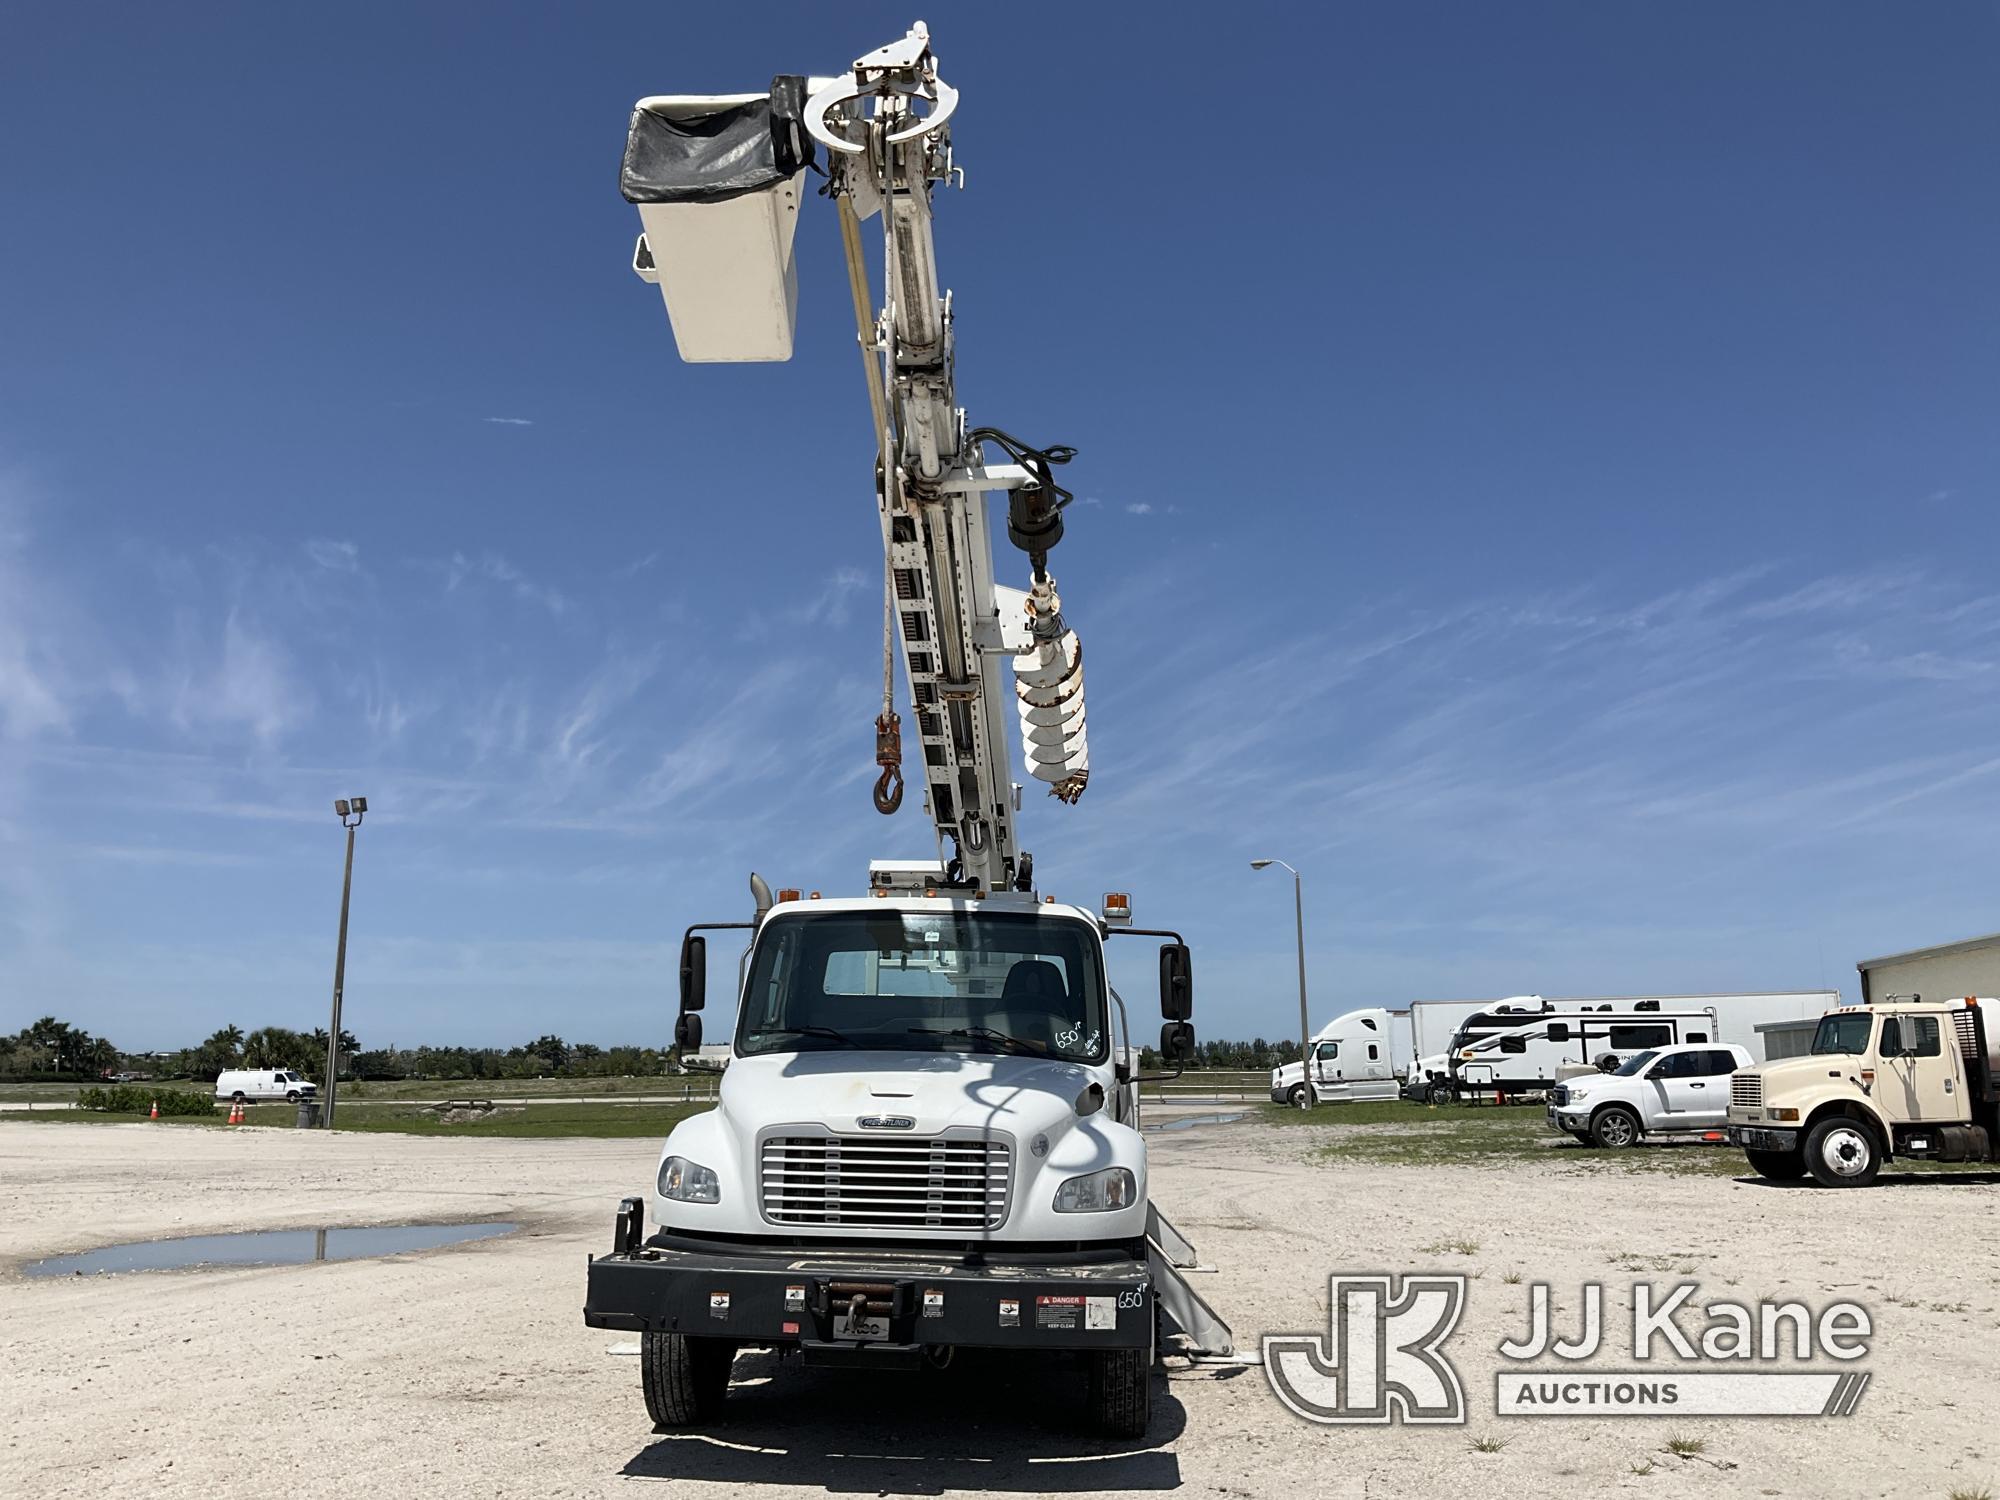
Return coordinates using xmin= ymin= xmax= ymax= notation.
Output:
xmin=7 ymin=1017 xmax=682 ymax=1084
xmin=14 ymin=1013 xmax=1297 ymax=1083
xmin=1139 ymin=1037 xmax=1304 ymax=1071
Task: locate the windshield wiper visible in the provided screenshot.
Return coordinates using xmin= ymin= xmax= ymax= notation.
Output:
xmin=758 ymin=1026 xmax=863 ymax=1049
xmin=908 ymin=1026 xmax=1052 ymax=1057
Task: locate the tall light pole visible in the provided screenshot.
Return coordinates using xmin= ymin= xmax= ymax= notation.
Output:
xmin=1252 ymin=858 xmax=1311 ymax=1109
xmin=324 ymin=796 xmax=367 ymax=1128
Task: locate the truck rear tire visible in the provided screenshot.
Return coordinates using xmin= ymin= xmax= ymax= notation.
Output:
xmin=1089 ymin=1345 xmax=1152 ymax=1438
xmin=1589 ymin=1105 xmax=1641 ymax=1149
xmin=641 ymin=1331 xmax=734 ymax=1428
xmin=1426 ymin=1081 xmax=1453 ymax=1106
xmin=1804 ymin=1118 xmax=1881 ymax=1188
xmin=1744 ymin=1146 xmax=1807 ymax=1181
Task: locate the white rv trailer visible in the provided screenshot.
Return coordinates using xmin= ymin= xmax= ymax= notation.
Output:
xmin=1445 ymin=991 xmax=1839 ymax=1099
xmin=1408 ymin=997 xmax=1552 ymax=1100
xmin=1407 ymin=992 xmax=1839 ymax=1102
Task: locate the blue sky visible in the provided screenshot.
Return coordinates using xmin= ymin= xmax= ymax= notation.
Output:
xmin=2 ymin=2 xmax=1996 ymax=1050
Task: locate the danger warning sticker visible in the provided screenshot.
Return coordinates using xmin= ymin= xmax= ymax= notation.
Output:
xmin=708 ymin=1292 xmax=730 ymax=1319
xmin=783 ymin=1285 xmax=805 ymax=1311
xmin=1036 ymin=1295 xmax=1084 ymax=1331
xmin=922 ymin=1289 xmax=945 ymax=1319
xmin=998 ymin=1298 xmax=1020 ymax=1327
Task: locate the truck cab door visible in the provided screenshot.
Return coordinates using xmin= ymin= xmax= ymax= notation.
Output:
xmin=1877 ymin=1014 xmax=1960 ymax=1125
xmin=1646 ymin=1052 xmax=1708 ymax=1124
xmin=1313 ymin=1041 xmax=1346 ymax=1102
xmin=1356 ymin=1038 xmax=1396 ymax=1101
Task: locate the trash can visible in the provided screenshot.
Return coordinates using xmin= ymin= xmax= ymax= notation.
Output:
xmin=295 ymin=1100 xmax=323 ymax=1129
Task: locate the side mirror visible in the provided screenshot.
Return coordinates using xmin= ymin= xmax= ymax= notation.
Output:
xmin=1160 ymin=1021 xmax=1195 ymax=1062
xmin=1159 ymin=943 xmax=1192 ymax=1020
xmin=1546 ymin=1022 xmax=1570 ymax=1042
xmin=680 ymin=932 xmax=707 ymax=1013
xmin=675 ymin=1012 xmax=703 ymax=1051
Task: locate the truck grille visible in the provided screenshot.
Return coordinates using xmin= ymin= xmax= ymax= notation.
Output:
xmin=1730 ymin=1074 xmax=1762 ymax=1109
xmin=1550 ymin=1085 xmax=1570 ymax=1107
xmin=759 ymin=1133 xmax=1012 ymax=1230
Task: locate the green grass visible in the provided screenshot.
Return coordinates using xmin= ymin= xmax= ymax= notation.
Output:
xmin=5 ymin=1101 xmax=710 ymax=1139
xmin=0 ymin=1074 xmax=720 ymax=1105
xmin=1247 ymin=1101 xmax=2000 ymax=1181
xmin=1467 ymin=1434 xmax=1510 ymax=1453
xmin=330 ymin=1101 xmax=708 ymax=1138
xmin=1663 ymin=1434 xmax=1706 ymax=1458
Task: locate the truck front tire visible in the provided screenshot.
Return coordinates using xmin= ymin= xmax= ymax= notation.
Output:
xmin=1286 ymin=1083 xmax=1308 ymax=1108
xmin=1589 ymin=1105 xmax=1641 ymax=1149
xmin=1804 ymin=1118 xmax=1881 ymax=1188
xmin=641 ymin=1331 xmax=735 ymax=1427
xmin=1089 ymin=1344 xmax=1152 ymax=1439
xmin=1426 ymin=1081 xmax=1453 ymax=1106
xmin=1744 ymin=1146 xmax=1807 ymax=1181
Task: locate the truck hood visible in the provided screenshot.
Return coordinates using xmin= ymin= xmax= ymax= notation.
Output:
xmin=1745 ymin=1054 xmax=1857 ymax=1090
xmin=716 ymin=1049 xmax=1099 ymax=1141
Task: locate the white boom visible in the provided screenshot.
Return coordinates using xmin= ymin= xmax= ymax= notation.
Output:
xmin=622 ymin=22 xmax=1090 ymax=895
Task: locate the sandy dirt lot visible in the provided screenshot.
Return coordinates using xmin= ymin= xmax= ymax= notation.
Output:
xmin=3 ymin=1118 xmax=1994 ymax=1499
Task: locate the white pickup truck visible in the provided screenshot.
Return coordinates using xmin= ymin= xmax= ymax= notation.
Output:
xmin=1545 ymin=1043 xmax=1750 ymax=1148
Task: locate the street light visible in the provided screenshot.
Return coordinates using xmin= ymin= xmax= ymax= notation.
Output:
xmin=324 ymin=795 xmax=368 ymax=1128
xmin=1251 ymin=858 xmax=1311 ymax=1109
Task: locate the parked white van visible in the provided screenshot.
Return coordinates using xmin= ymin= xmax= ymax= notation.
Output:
xmin=214 ymin=1069 xmax=317 ymax=1104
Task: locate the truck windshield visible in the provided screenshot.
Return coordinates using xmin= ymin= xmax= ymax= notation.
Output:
xmin=1811 ymin=1013 xmax=1874 ymax=1055
xmin=1613 ymin=1050 xmax=1659 ymax=1077
xmin=737 ymin=910 xmax=1108 ymax=1062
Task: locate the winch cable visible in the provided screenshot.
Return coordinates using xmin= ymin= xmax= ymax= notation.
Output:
xmin=838 ymin=186 xmax=904 ymax=816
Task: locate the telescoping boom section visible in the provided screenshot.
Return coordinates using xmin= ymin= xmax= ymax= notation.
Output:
xmin=618 ymin=22 xmax=1091 ymax=895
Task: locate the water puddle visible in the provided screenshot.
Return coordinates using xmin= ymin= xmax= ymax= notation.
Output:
xmin=1145 ymin=1112 xmax=1245 ymax=1132
xmin=26 ymin=1221 xmax=517 ymax=1277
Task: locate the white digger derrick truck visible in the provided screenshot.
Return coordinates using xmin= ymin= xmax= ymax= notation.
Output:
xmin=581 ymin=24 xmax=1233 ymax=1438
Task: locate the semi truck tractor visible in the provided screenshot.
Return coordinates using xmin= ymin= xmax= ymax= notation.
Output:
xmin=1726 ymin=998 xmax=2000 ymax=1186
xmin=580 ymin=24 xmax=1232 ymax=1437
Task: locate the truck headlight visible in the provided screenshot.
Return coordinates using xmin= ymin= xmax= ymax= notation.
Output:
xmin=1768 ymin=1107 xmax=1800 ymax=1122
xmin=658 ymin=1155 xmax=721 ymax=1203
xmin=1052 ymin=1167 xmax=1136 ymax=1213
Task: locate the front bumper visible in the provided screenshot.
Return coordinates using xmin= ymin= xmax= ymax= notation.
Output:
xmin=1727 ymin=1125 xmax=1801 ymax=1152
xmin=1546 ymin=1105 xmax=1590 ymax=1132
xmin=584 ymin=1199 xmax=1152 ymax=1352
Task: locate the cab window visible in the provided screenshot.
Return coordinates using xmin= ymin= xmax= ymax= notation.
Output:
xmin=1880 ymin=1015 xmax=1942 ymax=1058
xmin=1811 ymin=1013 xmax=1874 ymax=1055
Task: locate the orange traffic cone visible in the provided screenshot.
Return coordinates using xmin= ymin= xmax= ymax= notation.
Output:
xmin=149 ymin=1099 xmax=159 ymax=1120
xmin=230 ymin=1102 xmax=243 ymax=1126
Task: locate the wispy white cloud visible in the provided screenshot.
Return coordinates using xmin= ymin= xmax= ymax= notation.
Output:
xmin=1124 ymin=502 xmax=1154 ymax=516
xmin=443 ymin=550 xmax=570 ymax=617
xmin=305 ymin=538 xmax=361 ymax=573
xmin=614 ymin=551 xmax=661 ymax=579
xmin=483 ymin=416 xmax=534 ymax=427
xmin=789 ymin=567 xmax=868 ymax=628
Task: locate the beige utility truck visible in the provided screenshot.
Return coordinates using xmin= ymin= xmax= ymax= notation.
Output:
xmin=1726 ymin=997 xmax=1999 ymax=1186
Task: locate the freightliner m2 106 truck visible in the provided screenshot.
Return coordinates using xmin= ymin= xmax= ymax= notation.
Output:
xmin=580 ymin=25 xmax=1233 ymax=1437
xmin=1726 ymin=998 xmax=2000 ymax=1186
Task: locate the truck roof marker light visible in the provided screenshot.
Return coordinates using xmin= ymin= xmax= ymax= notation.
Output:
xmin=923 ymin=887 xmax=937 ymax=898
xmin=1045 ymin=895 xmax=1055 ymax=904
xmin=808 ymin=891 xmax=821 ymax=900
xmin=777 ymin=888 xmax=802 ymax=903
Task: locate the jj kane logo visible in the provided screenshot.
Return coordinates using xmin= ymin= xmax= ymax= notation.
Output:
xmin=1265 ymin=1275 xmax=1872 ymax=1425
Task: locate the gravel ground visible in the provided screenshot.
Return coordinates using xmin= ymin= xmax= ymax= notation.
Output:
xmin=3 ymin=1118 xmax=1995 ymax=1499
